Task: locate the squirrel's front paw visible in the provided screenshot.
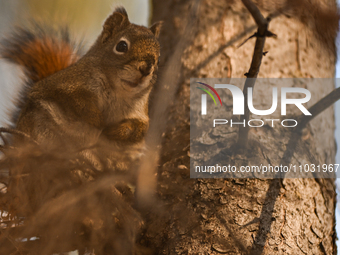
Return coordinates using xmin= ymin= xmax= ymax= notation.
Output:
xmin=102 ymin=119 xmax=148 ymax=143
xmin=118 ymin=121 xmax=135 ymax=137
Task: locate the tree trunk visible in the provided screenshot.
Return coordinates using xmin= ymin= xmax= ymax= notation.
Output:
xmin=148 ymin=0 xmax=338 ymax=254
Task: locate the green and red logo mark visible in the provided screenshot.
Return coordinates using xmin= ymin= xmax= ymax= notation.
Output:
xmin=196 ymin=82 xmax=222 ymax=106
xmin=196 ymin=82 xmax=222 ymax=115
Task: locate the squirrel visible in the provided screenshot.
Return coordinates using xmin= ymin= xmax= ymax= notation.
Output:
xmin=0 ymin=8 xmax=162 ymax=254
xmin=0 ymin=7 xmax=162 ymax=163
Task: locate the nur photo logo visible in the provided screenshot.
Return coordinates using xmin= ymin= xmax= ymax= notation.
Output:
xmin=195 ymin=80 xmax=312 ymax=128
xmin=197 ymin=83 xmax=311 ymax=117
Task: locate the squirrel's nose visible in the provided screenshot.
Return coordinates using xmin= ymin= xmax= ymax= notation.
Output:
xmin=139 ymin=62 xmax=153 ymax=77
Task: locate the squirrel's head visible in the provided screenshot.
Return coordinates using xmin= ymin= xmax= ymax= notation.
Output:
xmin=91 ymin=7 xmax=162 ymax=94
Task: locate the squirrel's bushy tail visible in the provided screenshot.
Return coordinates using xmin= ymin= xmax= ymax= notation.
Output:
xmin=0 ymin=24 xmax=81 ymax=83
xmin=0 ymin=24 xmax=82 ymax=125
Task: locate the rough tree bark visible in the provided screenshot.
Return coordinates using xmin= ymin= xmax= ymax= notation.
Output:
xmin=147 ymin=0 xmax=338 ymax=254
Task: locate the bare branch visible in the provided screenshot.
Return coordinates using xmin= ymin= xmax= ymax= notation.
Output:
xmin=297 ymin=87 xmax=340 ymax=129
xmin=237 ymin=0 xmax=270 ymax=148
xmin=241 ymin=0 xmax=267 ymax=30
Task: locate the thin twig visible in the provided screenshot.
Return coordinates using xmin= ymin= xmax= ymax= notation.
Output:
xmin=297 ymin=87 xmax=340 ymax=129
xmin=237 ymin=0 xmax=271 ymax=148
xmin=238 ymin=32 xmax=257 ymax=48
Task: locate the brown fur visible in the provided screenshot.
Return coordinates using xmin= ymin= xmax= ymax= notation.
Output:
xmin=3 ymin=37 xmax=78 ymax=82
xmin=102 ymin=118 xmax=149 ymax=143
xmin=1 ymin=8 xmax=162 ymax=150
xmin=0 ymin=25 xmax=80 ymax=83
xmin=0 ymin=8 xmax=162 ymax=254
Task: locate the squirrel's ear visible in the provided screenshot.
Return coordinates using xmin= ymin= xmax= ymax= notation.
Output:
xmin=101 ymin=7 xmax=129 ymax=43
xmin=149 ymin=21 xmax=163 ymax=39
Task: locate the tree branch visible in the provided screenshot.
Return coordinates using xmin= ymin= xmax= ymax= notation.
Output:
xmin=241 ymin=0 xmax=267 ymax=31
xmin=297 ymin=87 xmax=340 ymax=129
xmin=237 ymin=0 xmax=270 ymax=148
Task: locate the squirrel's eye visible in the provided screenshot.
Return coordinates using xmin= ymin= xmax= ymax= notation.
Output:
xmin=116 ymin=41 xmax=128 ymax=53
